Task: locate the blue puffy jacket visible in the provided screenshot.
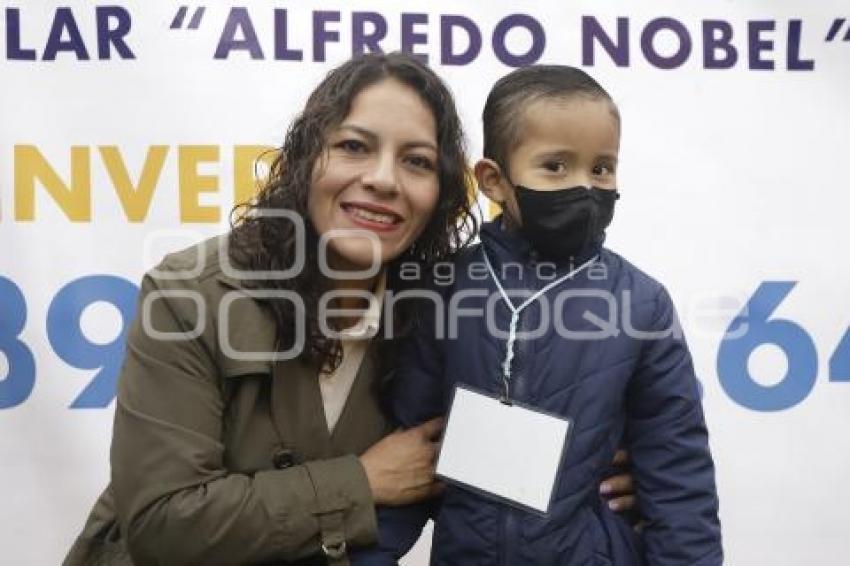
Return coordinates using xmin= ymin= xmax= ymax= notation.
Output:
xmin=353 ymin=218 xmax=722 ymax=565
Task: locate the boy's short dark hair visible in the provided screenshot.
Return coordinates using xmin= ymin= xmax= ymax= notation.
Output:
xmin=482 ymin=65 xmax=619 ymax=172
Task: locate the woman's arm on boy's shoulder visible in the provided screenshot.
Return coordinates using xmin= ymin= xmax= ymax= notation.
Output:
xmin=625 ymin=286 xmax=723 ymax=565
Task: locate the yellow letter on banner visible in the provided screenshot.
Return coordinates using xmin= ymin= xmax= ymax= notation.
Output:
xmin=100 ymin=146 xmax=168 ymax=222
xmin=15 ymin=145 xmax=91 ymax=221
xmin=234 ymin=145 xmax=276 ymax=207
xmin=179 ymin=145 xmax=220 ymax=223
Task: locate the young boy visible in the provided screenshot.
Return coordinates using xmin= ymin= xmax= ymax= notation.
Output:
xmin=357 ymin=65 xmax=722 ymax=565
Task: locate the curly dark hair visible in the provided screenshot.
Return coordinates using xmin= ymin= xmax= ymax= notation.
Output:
xmin=229 ymin=52 xmax=477 ymax=372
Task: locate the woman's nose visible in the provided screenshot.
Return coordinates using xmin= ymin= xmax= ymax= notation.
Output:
xmin=362 ymin=153 xmax=399 ymax=197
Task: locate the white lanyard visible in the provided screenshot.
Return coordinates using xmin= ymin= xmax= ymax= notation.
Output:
xmin=481 ymin=248 xmax=598 ymax=404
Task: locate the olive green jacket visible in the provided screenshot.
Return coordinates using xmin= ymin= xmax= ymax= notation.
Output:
xmin=64 ymin=236 xmax=392 ymax=565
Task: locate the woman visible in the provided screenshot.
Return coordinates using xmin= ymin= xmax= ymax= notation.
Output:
xmin=65 ymin=52 xmax=635 ymax=565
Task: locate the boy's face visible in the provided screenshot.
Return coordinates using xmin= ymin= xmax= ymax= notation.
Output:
xmin=476 ymin=96 xmax=620 ymax=227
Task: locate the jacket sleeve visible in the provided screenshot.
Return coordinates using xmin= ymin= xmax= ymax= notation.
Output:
xmin=389 ymin=286 xmax=450 ymax=428
xmin=625 ymin=286 xmax=723 ymax=565
xmin=111 ymin=271 xmax=377 ymax=565
xmin=349 ymin=289 xmax=450 ymax=564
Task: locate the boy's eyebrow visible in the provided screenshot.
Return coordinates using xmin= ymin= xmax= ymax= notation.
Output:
xmin=533 ymin=149 xmax=618 ymax=163
xmin=534 ymin=149 xmax=574 ymax=159
xmin=337 ymin=124 xmax=438 ymax=152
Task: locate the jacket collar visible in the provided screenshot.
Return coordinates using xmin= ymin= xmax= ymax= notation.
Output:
xmin=335 ymin=270 xmax=387 ymax=340
xmin=215 ymin=284 xmax=280 ymax=379
xmin=480 ymin=214 xmax=603 ymax=268
xmin=213 ymin=248 xmax=387 ymax=378
xmin=212 ymin=248 xmax=281 ymax=379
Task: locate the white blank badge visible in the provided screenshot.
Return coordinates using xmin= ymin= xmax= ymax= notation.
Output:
xmin=435 ymin=385 xmax=571 ymax=514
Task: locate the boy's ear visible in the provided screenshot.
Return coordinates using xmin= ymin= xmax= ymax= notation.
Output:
xmin=474 ymin=158 xmax=511 ymax=204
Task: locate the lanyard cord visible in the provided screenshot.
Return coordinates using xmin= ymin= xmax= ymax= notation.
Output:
xmin=481 ymin=248 xmax=598 ymax=403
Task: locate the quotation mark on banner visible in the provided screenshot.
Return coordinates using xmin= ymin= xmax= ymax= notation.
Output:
xmin=170 ymin=6 xmax=205 ymax=30
xmin=825 ymin=18 xmax=850 ymax=42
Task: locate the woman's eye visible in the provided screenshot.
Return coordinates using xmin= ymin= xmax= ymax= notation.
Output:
xmin=543 ymin=161 xmax=565 ymax=173
xmin=336 ymin=139 xmax=367 ymax=153
xmin=406 ymin=154 xmax=435 ymax=171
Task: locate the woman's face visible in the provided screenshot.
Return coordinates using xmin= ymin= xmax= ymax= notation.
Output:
xmin=308 ymin=78 xmax=440 ymax=271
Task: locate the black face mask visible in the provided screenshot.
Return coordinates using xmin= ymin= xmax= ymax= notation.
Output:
xmin=512 ymin=184 xmax=619 ymax=261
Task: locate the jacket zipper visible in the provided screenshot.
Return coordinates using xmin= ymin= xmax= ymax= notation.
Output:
xmin=502 ymin=507 xmax=518 ymax=566
xmin=501 ymin=293 xmax=534 ymax=566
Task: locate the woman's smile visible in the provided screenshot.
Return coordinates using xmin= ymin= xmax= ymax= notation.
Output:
xmin=340 ymin=201 xmax=405 ymax=233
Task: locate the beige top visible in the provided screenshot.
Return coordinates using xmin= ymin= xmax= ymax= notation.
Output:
xmin=319 ymin=272 xmax=387 ymax=432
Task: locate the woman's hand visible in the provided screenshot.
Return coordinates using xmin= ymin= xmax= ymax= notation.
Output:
xmin=359 ymin=417 xmax=444 ymax=506
xmin=600 ymin=449 xmax=636 ymax=512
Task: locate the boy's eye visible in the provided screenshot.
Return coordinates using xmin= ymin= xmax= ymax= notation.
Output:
xmin=542 ymin=161 xmax=566 ymax=173
xmin=593 ymin=163 xmax=615 ymax=176
xmin=336 ymin=139 xmax=368 ymax=153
